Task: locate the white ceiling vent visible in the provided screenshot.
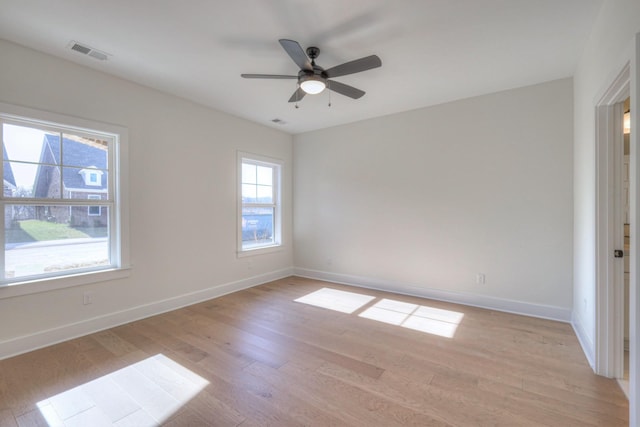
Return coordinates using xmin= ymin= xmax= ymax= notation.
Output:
xmin=68 ymin=41 xmax=110 ymax=61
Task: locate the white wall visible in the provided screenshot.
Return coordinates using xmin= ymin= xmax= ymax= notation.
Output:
xmin=293 ymin=78 xmax=574 ymax=319
xmin=572 ymin=0 xmax=640 ymax=364
xmin=0 ymin=39 xmax=293 ymax=358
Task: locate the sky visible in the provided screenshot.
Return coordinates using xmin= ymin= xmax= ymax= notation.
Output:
xmin=3 ymin=123 xmax=45 ymax=190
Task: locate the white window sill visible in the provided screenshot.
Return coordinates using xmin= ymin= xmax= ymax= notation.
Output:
xmin=0 ymin=266 xmax=131 ymax=299
xmin=237 ymin=244 xmax=283 ymax=258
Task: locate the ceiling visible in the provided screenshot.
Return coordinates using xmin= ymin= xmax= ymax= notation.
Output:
xmin=0 ymin=0 xmax=602 ymax=134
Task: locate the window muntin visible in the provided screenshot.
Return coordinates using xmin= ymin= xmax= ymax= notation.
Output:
xmin=1 ymin=116 xmax=119 ymax=283
xmin=239 ymin=155 xmax=281 ymax=253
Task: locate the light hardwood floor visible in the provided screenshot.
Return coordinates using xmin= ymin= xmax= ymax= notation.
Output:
xmin=0 ymin=277 xmax=629 ymax=426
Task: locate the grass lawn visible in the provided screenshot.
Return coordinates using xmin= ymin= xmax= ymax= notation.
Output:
xmin=6 ymin=220 xmax=107 ymax=244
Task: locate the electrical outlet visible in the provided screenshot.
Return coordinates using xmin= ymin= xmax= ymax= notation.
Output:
xmin=83 ymin=292 xmax=93 ymax=305
xmin=476 ymin=273 xmax=486 ymax=284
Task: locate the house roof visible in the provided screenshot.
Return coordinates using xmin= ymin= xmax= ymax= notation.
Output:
xmin=3 ymin=145 xmax=16 ymax=187
xmin=36 ymin=134 xmax=107 ymax=192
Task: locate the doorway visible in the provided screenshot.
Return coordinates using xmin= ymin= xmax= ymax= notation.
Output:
xmin=595 ymin=32 xmax=640 ymax=425
xmin=621 ymin=96 xmax=631 ymax=396
xmin=594 ymin=63 xmax=629 ymax=383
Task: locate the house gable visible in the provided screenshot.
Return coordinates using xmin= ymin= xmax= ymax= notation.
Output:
xmin=33 ymin=134 xmax=108 ymax=197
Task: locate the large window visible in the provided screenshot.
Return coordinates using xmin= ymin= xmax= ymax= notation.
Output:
xmin=238 ymin=153 xmax=281 ymax=253
xmin=0 ymin=107 xmax=126 ymax=287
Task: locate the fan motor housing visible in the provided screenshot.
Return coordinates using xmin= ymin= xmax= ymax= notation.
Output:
xmin=306 ymin=46 xmax=320 ymax=60
xmin=298 ymin=68 xmax=327 ymax=81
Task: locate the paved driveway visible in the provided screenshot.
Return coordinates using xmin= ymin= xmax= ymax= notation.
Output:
xmin=6 ymin=238 xmax=108 ymax=278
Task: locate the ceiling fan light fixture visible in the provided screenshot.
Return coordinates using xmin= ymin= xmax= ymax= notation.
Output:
xmin=300 ymin=75 xmax=326 ymax=95
xmin=241 ymin=39 xmax=381 ymax=103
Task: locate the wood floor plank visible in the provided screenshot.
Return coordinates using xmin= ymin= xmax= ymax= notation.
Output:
xmin=0 ymin=276 xmax=628 ymax=426
xmin=269 ymin=359 xmax=452 ymax=427
xmin=0 ymin=409 xmax=18 ymax=427
xmin=162 ymin=407 xmax=212 ymax=427
xmin=314 ymin=361 xmax=517 ymax=427
xmin=194 ymin=307 xmax=386 ymax=379
xmin=476 ymin=376 xmax=627 ymax=426
xmin=240 ymin=361 xmax=360 ymax=427
xmin=91 ymin=330 xmax=139 ymax=357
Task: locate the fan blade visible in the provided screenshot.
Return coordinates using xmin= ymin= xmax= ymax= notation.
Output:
xmin=279 ymin=39 xmax=312 ymax=70
xmin=325 ymin=55 xmax=382 ymax=78
xmin=288 ymin=87 xmax=306 ymax=103
xmin=241 ymin=74 xmax=297 ymax=79
xmin=328 ymin=80 xmax=365 ymax=99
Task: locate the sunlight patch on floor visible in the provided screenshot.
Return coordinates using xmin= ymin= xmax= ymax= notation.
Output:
xmin=359 ymin=298 xmax=464 ymax=338
xmin=37 ymin=354 xmax=209 ymax=426
xmin=294 ymin=287 xmax=376 ymax=313
xmin=295 ymin=288 xmax=464 ymax=338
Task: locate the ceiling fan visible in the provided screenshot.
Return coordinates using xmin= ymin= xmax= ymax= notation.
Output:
xmin=241 ymin=39 xmax=382 ymax=103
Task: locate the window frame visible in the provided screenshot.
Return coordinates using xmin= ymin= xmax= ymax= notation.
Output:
xmin=0 ymin=102 xmax=130 ymax=299
xmin=237 ymin=152 xmax=282 ymax=256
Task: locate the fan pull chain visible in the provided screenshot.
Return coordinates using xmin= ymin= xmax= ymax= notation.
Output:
xmin=328 ymin=81 xmax=332 ymax=107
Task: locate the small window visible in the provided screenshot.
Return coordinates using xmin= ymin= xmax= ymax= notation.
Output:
xmin=88 ymin=194 xmax=101 ymax=216
xmin=238 ymin=153 xmax=281 ymax=253
xmin=79 ymin=167 xmax=103 ymax=187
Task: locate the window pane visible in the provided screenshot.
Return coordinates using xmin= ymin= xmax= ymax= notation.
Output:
xmin=62 ymin=167 xmax=108 ymax=197
xmin=256 ymin=165 xmax=272 ymax=186
xmin=256 ymin=184 xmax=273 ymax=203
xmin=62 ymin=134 xmax=109 ymax=169
xmin=31 ymin=163 xmax=63 ymax=199
xmin=3 ymin=124 xmax=56 ymax=194
xmin=3 ymin=123 xmax=55 ymax=163
xmin=5 ymin=205 xmax=110 ymax=279
xmin=241 ymin=207 xmax=274 ymax=249
xmin=3 ymin=161 xmax=39 ymax=198
xmin=242 ymin=184 xmax=256 ymax=202
xmin=242 ymin=163 xmax=256 ymax=184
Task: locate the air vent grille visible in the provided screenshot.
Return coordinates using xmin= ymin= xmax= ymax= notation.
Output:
xmin=70 ymin=43 xmax=91 ymax=55
xmin=68 ymin=41 xmax=109 ymax=61
xmin=88 ymin=50 xmax=108 ymax=61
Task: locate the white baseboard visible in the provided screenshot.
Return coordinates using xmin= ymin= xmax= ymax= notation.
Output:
xmin=0 ymin=267 xmax=294 ymax=360
xmin=1 ymin=267 xmax=577 ymax=360
xmin=293 ymin=268 xmax=572 ymax=323
xmin=571 ymin=312 xmax=595 ymax=370
xmin=617 ymin=378 xmax=630 ymax=400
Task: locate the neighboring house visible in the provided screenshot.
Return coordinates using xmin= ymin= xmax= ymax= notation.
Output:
xmin=32 ymin=134 xmax=108 ymax=227
xmin=3 ymin=144 xmax=16 ymax=197
xmin=3 ymin=145 xmax=16 ymax=227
